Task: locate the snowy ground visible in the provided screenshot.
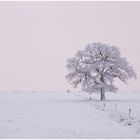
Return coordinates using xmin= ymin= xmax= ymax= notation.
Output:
xmin=0 ymin=91 xmax=140 ymax=138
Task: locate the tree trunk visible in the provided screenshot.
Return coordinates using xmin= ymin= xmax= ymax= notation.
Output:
xmin=100 ymin=88 xmax=106 ymax=101
xmin=100 ymin=74 xmax=106 ymax=101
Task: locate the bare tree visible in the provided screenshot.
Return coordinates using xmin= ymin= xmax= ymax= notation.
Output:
xmin=66 ymin=43 xmax=136 ymax=101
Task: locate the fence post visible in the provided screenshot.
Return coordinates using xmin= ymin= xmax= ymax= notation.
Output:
xmin=129 ymin=108 xmax=131 ymax=118
xmin=115 ymin=103 xmax=117 ymax=111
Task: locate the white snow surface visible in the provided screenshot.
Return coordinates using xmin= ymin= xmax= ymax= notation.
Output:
xmin=0 ymin=91 xmax=140 ymax=138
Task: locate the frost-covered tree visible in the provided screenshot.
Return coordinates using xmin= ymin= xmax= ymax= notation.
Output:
xmin=66 ymin=43 xmax=136 ymax=101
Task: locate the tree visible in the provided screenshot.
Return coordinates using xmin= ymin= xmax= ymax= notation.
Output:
xmin=66 ymin=42 xmax=136 ymax=101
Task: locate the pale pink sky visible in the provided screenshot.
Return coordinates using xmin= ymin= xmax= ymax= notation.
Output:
xmin=0 ymin=1 xmax=139 ymax=92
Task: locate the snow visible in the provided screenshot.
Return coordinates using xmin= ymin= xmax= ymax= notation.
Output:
xmin=66 ymin=42 xmax=136 ymax=96
xmin=0 ymin=91 xmax=140 ymax=138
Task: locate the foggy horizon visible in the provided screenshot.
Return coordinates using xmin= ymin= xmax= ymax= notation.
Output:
xmin=0 ymin=1 xmax=139 ymax=92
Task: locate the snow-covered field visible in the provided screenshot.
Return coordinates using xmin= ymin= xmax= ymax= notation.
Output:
xmin=0 ymin=91 xmax=140 ymax=139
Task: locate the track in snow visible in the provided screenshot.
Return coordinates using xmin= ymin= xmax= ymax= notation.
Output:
xmin=0 ymin=91 xmax=139 ymax=138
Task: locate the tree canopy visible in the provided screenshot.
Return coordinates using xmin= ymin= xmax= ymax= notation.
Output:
xmin=66 ymin=43 xmax=136 ymax=100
